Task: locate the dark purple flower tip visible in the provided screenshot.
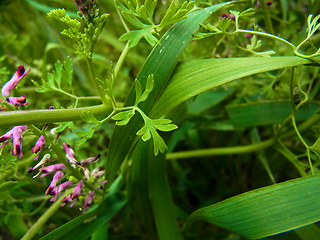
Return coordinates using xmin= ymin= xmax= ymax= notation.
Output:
xmin=6 ymin=95 xmax=29 ymax=107
xmin=221 ymin=13 xmax=235 ymax=20
xmin=61 ymin=195 xmax=72 ymax=207
xmin=27 ymin=167 xmax=34 ymax=173
xmin=266 ymin=1 xmax=272 ymax=6
xmin=73 ymin=0 xmax=97 ymax=19
xmin=1 ymin=66 xmax=30 ymax=97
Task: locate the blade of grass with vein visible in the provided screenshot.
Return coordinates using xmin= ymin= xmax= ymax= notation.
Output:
xmin=227 ymin=101 xmax=320 ymax=128
xmin=105 ymin=1 xmax=232 ymax=183
xmin=184 ymin=175 xmax=320 ymax=239
xmin=151 ymin=57 xmax=317 ymax=118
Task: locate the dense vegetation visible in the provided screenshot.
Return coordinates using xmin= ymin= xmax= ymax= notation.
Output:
xmin=1 ymin=0 xmax=320 ymax=239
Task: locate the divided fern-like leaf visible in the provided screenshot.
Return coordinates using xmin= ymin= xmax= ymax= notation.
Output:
xmin=112 ymin=109 xmax=136 ymax=126
xmin=136 ymin=117 xmax=177 ymax=155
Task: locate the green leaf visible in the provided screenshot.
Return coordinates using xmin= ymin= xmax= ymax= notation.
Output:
xmin=0 ymin=181 xmax=17 ymax=192
xmin=136 ymin=74 xmax=154 ymax=104
xmin=64 ymin=56 xmax=73 ymax=87
xmin=119 ymin=26 xmax=158 ymax=47
xmin=54 ymin=60 xmax=62 ymax=88
xmin=80 ymin=111 xmax=100 ymax=124
xmin=185 ymin=175 xmax=320 ymax=239
xmin=151 ymin=56 xmax=314 ymax=118
xmin=157 ymin=1 xmax=195 ymax=31
xmin=226 ymin=101 xmax=320 ymax=128
xmin=54 ymin=122 xmax=74 ymax=133
xmin=111 ymin=109 xmax=136 ymax=126
xmin=134 ymin=79 xmax=143 ymax=105
xmin=145 ymin=0 xmax=157 ymax=19
xmin=187 ymin=88 xmax=234 ymax=114
xmin=136 ymin=118 xmax=177 ymax=155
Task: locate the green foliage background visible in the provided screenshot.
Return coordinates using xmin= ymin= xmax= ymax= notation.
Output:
xmin=1 ymin=0 xmax=320 ymax=239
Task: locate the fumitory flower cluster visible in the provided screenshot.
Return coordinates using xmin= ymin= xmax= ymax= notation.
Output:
xmin=0 ymin=66 xmax=106 ymax=213
xmin=0 ymin=66 xmax=31 ymax=158
xmin=28 ymin=142 xmax=106 ymax=212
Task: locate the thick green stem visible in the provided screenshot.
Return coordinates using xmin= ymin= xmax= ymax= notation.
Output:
xmin=0 ymin=104 xmax=112 ymax=128
xmin=21 ymin=189 xmax=72 ymax=240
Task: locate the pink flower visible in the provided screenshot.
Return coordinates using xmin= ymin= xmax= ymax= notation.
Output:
xmin=0 ymin=126 xmax=28 ymax=158
xmin=45 ymin=171 xmax=64 ymax=195
xmin=27 ymin=153 xmax=51 ymax=174
xmin=50 ymin=180 xmax=74 ymax=201
xmin=70 ymin=180 xmax=83 ymax=200
xmin=6 ymin=95 xmax=29 ymax=107
xmin=82 ymin=191 xmax=95 ymax=213
xmin=40 ymin=164 xmax=66 ymax=177
xmin=245 ymin=33 xmax=253 ymax=39
xmin=61 ymin=180 xmax=83 ymax=207
xmin=80 ymin=153 xmax=100 ymax=165
xmin=1 ymin=66 xmax=30 ymax=97
xmin=63 ymin=142 xmax=80 ymax=166
xmin=31 ymin=135 xmax=45 ymax=160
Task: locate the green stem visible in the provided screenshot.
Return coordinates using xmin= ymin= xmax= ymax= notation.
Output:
xmin=0 ymin=104 xmax=112 ymax=127
xmin=166 ymin=139 xmax=274 ymax=160
xmin=291 ymin=117 xmax=314 ymax=174
xmin=53 ymin=88 xmax=100 ymax=101
xmin=166 ymin=113 xmax=320 ymax=160
xmin=236 ymin=29 xmax=296 ymax=50
xmin=114 ymin=42 xmax=131 ymax=82
xmin=21 ymin=189 xmax=72 ymax=240
xmin=86 ymin=58 xmax=110 ymax=106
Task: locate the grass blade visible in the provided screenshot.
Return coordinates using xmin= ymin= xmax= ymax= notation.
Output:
xmin=151 ymin=57 xmax=315 ymax=118
xmin=185 ymin=175 xmax=320 ymax=239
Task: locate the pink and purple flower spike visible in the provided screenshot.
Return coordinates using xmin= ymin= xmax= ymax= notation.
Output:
xmin=1 ymin=66 xmax=30 ymax=97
